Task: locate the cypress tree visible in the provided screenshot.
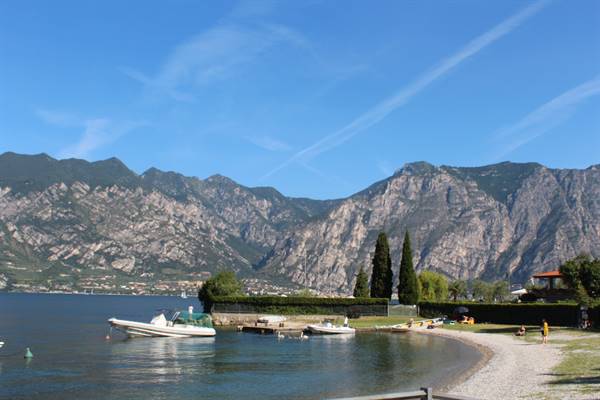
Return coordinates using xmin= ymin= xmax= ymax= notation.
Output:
xmin=370 ymin=232 xmax=393 ymax=299
xmin=397 ymin=231 xmax=420 ymax=304
xmin=353 ymin=265 xmax=370 ymax=298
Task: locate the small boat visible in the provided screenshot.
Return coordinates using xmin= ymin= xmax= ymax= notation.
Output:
xmin=307 ymin=318 xmax=355 ymax=335
xmin=257 ymin=315 xmax=286 ymax=324
xmin=108 ymin=308 xmax=216 ymax=338
xmin=391 ymin=318 xmax=443 ymax=333
xmin=0 ymin=341 xmax=4 ymax=349
xmin=180 ymin=290 xmax=188 ymax=299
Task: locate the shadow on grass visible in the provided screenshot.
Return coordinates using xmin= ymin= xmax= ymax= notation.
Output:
xmin=474 ymin=326 xmax=538 ymax=334
xmin=545 ymin=374 xmax=600 ymax=385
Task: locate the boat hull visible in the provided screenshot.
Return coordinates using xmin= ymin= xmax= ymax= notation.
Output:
xmin=108 ymin=318 xmax=216 ymax=338
xmin=306 ymin=324 xmax=355 ymax=335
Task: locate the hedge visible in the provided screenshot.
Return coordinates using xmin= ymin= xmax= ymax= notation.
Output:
xmin=206 ymin=296 xmax=389 ymax=316
xmin=418 ymin=301 xmax=579 ymax=326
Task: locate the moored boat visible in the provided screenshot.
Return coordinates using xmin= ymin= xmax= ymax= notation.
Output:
xmin=307 ymin=318 xmax=355 ymax=335
xmin=108 ymin=308 xmax=216 ymax=338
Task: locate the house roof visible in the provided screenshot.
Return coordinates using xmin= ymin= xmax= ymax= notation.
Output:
xmin=532 ymin=270 xmax=563 ymax=279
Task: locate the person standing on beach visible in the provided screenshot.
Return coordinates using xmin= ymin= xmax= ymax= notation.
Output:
xmin=541 ymin=319 xmax=549 ymax=344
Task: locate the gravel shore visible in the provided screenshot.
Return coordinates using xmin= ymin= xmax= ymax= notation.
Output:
xmin=419 ymin=328 xmax=597 ymax=400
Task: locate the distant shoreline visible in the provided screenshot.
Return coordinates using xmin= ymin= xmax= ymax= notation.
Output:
xmin=0 ymin=291 xmax=186 ymax=297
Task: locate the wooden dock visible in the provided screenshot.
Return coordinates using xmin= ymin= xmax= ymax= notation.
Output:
xmin=239 ymin=322 xmax=306 ymax=335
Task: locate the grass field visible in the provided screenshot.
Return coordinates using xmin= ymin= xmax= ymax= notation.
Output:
xmin=549 ymin=335 xmax=600 ymax=396
xmin=349 ymin=315 xmax=412 ymax=328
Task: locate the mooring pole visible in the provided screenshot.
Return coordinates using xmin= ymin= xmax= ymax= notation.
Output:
xmin=420 ymin=387 xmax=432 ymax=400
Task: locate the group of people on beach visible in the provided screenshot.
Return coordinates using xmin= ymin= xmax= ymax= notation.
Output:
xmin=514 ymin=319 xmax=549 ymax=344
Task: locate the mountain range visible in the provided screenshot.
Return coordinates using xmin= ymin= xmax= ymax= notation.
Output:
xmin=1 ymin=151 xmax=598 ymax=293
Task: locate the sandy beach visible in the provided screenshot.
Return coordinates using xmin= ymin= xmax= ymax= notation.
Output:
xmin=420 ymin=328 xmax=598 ymax=400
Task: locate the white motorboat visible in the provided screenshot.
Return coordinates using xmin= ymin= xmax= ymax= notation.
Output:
xmin=307 ymin=318 xmax=355 ymax=335
xmin=0 ymin=341 xmax=4 ymax=349
xmin=108 ymin=308 xmax=216 ymax=338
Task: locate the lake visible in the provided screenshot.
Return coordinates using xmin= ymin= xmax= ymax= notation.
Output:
xmin=0 ymin=293 xmax=480 ymax=399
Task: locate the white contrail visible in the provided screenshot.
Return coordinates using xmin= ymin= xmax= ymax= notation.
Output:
xmin=261 ymin=0 xmax=549 ymax=180
xmin=494 ymin=76 xmax=600 ymax=159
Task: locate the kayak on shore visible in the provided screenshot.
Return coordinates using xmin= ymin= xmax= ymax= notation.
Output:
xmin=391 ymin=318 xmax=443 ymax=333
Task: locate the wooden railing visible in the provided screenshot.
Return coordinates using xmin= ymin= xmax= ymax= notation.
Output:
xmin=327 ymin=387 xmax=478 ymax=400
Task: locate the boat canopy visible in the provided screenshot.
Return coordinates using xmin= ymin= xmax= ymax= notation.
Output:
xmin=175 ymin=311 xmax=213 ymax=328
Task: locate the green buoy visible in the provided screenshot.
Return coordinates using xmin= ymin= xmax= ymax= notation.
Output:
xmin=24 ymin=347 xmax=33 ymax=358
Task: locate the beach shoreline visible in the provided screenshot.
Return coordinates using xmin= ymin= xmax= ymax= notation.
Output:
xmin=414 ymin=327 xmax=552 ymax=399
xmin=418 ymin=329 xmax=493 ymax=394
xmin=411 ymin=327 xmax=596 ymax=400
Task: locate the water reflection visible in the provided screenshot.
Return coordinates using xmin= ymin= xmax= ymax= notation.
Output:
xmin=317 ymin=333 xmax=354 ymax=341
xmin=109 ymin=336 xmax=216 ymax=384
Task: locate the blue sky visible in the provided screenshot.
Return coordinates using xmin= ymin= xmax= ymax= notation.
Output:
xmin=1 ymin=0 xmax=599 ymax=199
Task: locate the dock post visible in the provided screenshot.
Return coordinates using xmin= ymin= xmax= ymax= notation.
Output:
xmin=420 ymin=387 xmax=432 ymax=400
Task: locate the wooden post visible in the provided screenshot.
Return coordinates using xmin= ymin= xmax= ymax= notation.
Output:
xmin=420 ymin=387 xmax=432 ymax=400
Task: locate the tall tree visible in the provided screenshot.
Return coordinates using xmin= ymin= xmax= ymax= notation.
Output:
xmin=353 ymin=265 xmax=370 ymax=298
xmin=471 ymin=279 xmax=494 ymax=302
xmin=198 ymin=270 xmax=244 ymax=312
xmin=448 ymin=280 xmax=468 ymax=301
xmin=370 ymin=232 xmax=393 ymax=299
xmin=492 ymin=281 xmax=509 ymax=302
xmin=418 ymin=271 xmax=448 ymax=301
xmin=397 ymin=231 xmax=420 ymax=304
xmin=560 ymin=255 xmax=600 ymax=304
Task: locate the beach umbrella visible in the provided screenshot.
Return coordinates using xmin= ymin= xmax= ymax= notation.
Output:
xmin=453 ymin=306 xmax=469 ymax=314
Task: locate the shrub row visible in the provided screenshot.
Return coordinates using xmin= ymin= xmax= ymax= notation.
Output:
xmin=207 ymin=296 xmax=388 ymax=316
xmin=418 ymin=301 xmax=579 ymax=326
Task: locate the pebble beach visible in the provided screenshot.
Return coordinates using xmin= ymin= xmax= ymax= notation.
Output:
xmin=425 ymin=328 xmax=598 ymax=400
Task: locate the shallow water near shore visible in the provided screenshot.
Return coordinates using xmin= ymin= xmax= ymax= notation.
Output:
xmin=0 ymin=293 xmax=480 ymax=399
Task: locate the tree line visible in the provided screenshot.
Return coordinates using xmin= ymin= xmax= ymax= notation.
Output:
xmin=353 ymin=231 xmax=512 ymax=304
xmin=199 ymin=230 xmax=557 ymax=305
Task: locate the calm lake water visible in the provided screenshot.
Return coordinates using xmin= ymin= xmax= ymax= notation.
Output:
xmin=0 ymin=293 xmax=480 ymax=399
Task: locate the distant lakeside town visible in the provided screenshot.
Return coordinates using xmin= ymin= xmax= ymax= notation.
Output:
xmin=2 ymin=273 xmax=303 ymax=297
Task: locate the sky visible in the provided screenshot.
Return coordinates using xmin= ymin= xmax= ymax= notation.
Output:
xmin=1 ymin=0 xmax=599 ymax=199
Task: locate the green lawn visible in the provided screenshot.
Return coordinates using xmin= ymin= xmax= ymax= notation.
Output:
xmin=441 ymin=322 xmax=536 ymax=334
xmin=349 ymin=315 xmax=412 ymax=328
xmin=550 ymin=336 xmax=600 ymax=395
xmin=440 ymin=323 xmax=582 ymax=336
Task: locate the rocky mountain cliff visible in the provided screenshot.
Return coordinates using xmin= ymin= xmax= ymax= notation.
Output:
xmin=1 ymin=152 xmax=598 ymax=293
xmin=259 ymin=161 xmax=600 ymax=292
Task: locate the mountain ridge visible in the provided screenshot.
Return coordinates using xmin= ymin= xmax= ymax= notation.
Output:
xmin=0 ymin=152 xmax=598 ymax=293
